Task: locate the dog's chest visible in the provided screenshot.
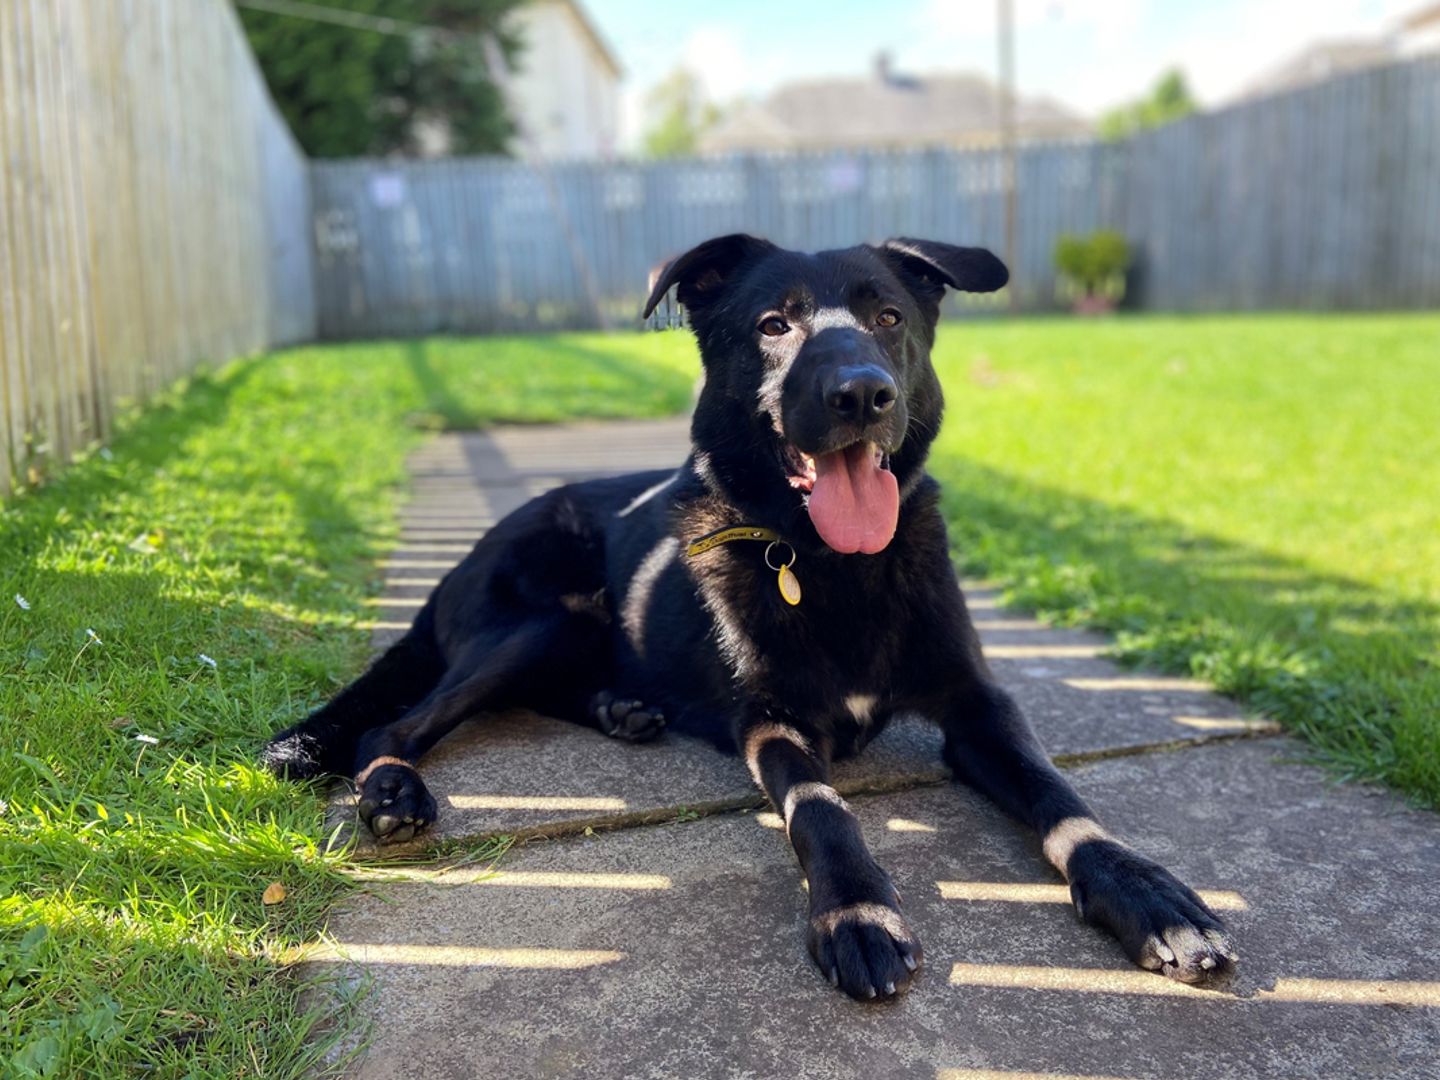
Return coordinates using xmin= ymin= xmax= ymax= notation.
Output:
xmin=689 ymin=544 xmax=910 ymax=712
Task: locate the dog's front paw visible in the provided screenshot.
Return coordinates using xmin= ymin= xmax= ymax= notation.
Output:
xmin=807 ymin=900 xmax=922 ymax=1001
xmin=590 ymin=690 xmax=666 ymax=742
xmin=1068 ymin=840 xmax=1237 ymax=984
xmin=356 ymin=762 xmax=437 ymax=845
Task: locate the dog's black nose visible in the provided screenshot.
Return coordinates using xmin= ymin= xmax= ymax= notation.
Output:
xmin=824 ymin=365 xmax=898 ymax=425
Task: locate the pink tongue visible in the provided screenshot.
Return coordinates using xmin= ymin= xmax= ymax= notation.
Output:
xmin=807 ymin=444 xmax=900 ymax=554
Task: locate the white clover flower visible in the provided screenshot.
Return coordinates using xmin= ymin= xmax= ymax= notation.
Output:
xmin=198 ymin=654 xmax=217 ymax=669
xmin=14 ymin=594 xmax=30 ymax=611
xmin=134 ymin=734 xmax=159 ymax=746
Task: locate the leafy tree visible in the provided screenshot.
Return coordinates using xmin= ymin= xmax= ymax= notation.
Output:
xmin=1098 ymin=69 xmax=1197 ymax=141
xmin=236 ymin=0 xmax=523 ymax=158
xmin=642 ymin=68 xmax=721 ymax=158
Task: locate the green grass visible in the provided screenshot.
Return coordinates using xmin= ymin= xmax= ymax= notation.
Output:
xmin=926 ymin=313 xmax=1440 ymax=807
xmin=5 ymin=314 xmax=1436 ymax=1074
xmin=0 ymin=334 xmax=695 ymax=1078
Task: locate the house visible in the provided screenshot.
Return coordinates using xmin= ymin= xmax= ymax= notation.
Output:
xmin=1399 ymin=2 xmax=1440 ymax=55
xmin=1238 ymin=2 xmax=1440 ymax=100
xmin=506 ymin=0 xmax=622 ymax=159
xmin=1237 ymin=39 xmax=1399 ymax=99
xmin=698 ymin=53 xmax=1089 ymax=155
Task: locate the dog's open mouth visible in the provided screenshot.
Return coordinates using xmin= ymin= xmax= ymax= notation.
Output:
xmin=784 ymin=440 xmax=899 ymax=555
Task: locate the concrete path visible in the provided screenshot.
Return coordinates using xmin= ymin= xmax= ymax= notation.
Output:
xmin=311 ymin=420 xmax=1439 ymax=1079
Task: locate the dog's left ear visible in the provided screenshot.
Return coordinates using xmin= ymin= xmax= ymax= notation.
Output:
xmin=878 ymin=238 xmax=1009 ymax=298
xmin=642 ymin=233 xmax=777 ymax=319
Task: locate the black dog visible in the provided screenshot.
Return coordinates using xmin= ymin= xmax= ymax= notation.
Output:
xmin=263 ymin=234 xmax=1237 ymax=1001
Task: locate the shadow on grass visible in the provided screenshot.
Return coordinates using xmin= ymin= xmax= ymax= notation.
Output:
xmin=933 ymin=455 xmax=1440 ymax=804
xmin=403 ymin=336 xmax=694 ymax=430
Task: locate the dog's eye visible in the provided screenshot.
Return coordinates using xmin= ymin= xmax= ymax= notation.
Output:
xmin=758 ymin=317 xmax=789 ymax=337
xmin=876 ymin=308 xmax=902 ymax=328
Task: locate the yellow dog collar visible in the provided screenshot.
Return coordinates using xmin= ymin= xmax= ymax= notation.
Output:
xmin=684 ymin=525 xmax=801 ymax=606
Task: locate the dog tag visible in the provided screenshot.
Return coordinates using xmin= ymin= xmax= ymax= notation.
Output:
xmin=777 ymin=564 xmax=802 ymax=606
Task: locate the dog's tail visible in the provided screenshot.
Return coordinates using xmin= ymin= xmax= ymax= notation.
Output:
xmin=260 ymin=600 xmax=447 ymax=780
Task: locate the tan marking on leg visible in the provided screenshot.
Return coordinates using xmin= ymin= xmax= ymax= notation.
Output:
xmin=1042 ymin=816 xmax=1113 ymax=876
xmin=782 ymin=781 xmax=848 ymax=826
xmin=355 ymin=755 xmax=414 ymax=786
xmin=741 ymin=722 xmax=812 ymax=786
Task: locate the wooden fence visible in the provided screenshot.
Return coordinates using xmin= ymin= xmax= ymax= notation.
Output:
xmin=0 ymin=0 xmax=315 ymax=496
xmin=4 ymin=17 xmax=1437 ymax=494
xmin=310 ymin=56 xmax=1440 ymax=337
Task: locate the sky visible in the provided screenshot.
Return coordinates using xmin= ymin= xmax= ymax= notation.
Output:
xmin=582 ymin=0 xmax=1417 ymax=146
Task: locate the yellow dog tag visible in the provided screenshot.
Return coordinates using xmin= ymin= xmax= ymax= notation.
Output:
xmin=777 ymin=563 xmax=802 ymax=606
xmin=766 ymin=541 xmax=802 ymax=606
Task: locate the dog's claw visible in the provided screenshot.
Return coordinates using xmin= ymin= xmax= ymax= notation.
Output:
xmin=903 ymin=954 xmax=918 ymax=972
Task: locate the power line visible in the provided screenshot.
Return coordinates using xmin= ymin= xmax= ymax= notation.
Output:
xmin=233 ymin=0 xmax=463 ymax=42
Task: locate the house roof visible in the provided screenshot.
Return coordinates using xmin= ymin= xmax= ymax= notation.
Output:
xmin=1401 ymin=2 xmax=1440 ymax=31
xmin=1238 ymin=38 xmax=1397 ymax=100
xmin=700 ymin=62 xmax=1087 ymax=152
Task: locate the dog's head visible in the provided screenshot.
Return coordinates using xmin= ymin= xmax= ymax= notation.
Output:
xmin=643 ymin=235 xmax=1007 ymax=555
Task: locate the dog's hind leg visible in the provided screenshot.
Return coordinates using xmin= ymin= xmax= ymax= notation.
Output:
xmin=261 ymin=602 xmax=446 ymax=781
xmin=350 ymin=614 xmax=604 ymax=843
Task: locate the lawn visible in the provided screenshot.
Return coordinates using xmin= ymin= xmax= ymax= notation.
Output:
xmin=927 ymin=313 xmax=1440 ymax=807
xmin=3 ymin=314 xmax=1435 ymax=1075
xmin=0 ymin=334 xmax=696 ymax=1078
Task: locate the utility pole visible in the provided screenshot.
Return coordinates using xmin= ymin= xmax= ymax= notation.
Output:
xmin=997 ymin=0 xmax=1018 ymax=311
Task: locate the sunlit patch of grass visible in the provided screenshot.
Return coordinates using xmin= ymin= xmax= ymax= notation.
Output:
xmin=0 ymin=332 xmax=696 ymax=1077
xmin=929 ymin=313 xmax=1440 ymax=806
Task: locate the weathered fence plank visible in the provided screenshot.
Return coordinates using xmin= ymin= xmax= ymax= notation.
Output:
xmin=0 ymin=0 xmax=314 ymax=497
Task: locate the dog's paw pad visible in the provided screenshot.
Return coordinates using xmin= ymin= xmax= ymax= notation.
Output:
xmin=807 ymin=901 xmax=922 ymax=1002
xmin=590 ymin=691 xmax=666 ymax=742
xmin=356 ymin=763 xmax=437 ymax=844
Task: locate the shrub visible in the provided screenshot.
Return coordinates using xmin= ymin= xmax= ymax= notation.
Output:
xmin=1054 ymin=230 xmax=1131 ymax=303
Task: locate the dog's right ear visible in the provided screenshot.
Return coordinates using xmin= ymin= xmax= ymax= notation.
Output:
xmin=642 ymin=234 xmax=776 ymax=319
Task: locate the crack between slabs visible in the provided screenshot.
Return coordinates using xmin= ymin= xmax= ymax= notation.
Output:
xmin=338 ymin=727 xmax=1283 ymax=863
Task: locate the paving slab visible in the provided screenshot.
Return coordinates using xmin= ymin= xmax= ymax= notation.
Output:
xmin=311 ymin=738 xmax=1440 ymax=1079
xmin=334 ymin=421 xmax=1277 ymax=853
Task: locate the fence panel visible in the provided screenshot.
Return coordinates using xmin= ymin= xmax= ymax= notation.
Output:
xmin=311 ymin=57 xmax=1440 ymax=338
xmin=0 ymin=0 xmax=314 ymax=496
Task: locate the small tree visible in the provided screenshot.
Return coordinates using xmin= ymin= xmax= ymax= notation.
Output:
xmin=237 ymin=0 xmax=522 ymax=158
xmin=1098 ymin=69 xmax=1197 ymax=141
xmin=642 ymin=68 xmax=721 ymax=158
xmin=1054 ymin=231 xmax=1130 ymax=313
